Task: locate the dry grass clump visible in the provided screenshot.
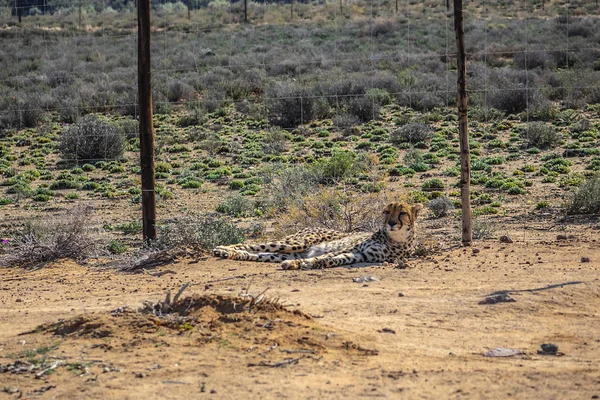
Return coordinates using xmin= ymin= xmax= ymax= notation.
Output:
xmin=274 ymin=188 xmax=392 ymax=236
xmin=567 ymin=175 xmax=600 ymax=215
xmin=0 ymin=205 xmax=99 ymax=268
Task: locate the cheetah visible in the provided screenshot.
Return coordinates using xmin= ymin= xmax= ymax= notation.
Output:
xmin=212 ymin=202 xmax=423 ymax=270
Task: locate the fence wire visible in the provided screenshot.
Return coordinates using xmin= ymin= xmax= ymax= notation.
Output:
xmin=0 ymin=0 xmax=599 ymax=249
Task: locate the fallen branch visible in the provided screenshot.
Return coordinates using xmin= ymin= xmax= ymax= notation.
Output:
xmin=249 ymin=356 xmax=305 ymax=368
xmin=35 ymin=361 xmax=64 ymax=379
xmin=279 ymin=349 xmax=317 ymax=354
xmin=143 ymin=269 xmax=177 ymax=277
xmin=172 ymin=282 xmax=191 ymax=304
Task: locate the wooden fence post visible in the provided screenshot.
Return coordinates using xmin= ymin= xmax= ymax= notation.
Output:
xmin=453 ymin=0 xmax=472 ymax=244
xmin=137 ymin=0 xmax=157 ymax=241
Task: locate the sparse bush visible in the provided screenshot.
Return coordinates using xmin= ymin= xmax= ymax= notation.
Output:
xmin=154 ymin=214 xmax=246 ymax=250
xmin=276 ymin=188 xmax=391 ymax=236
xmin=521 ymin=123 xmax=561 ymax=149
xmin=116 ymin=221 xmax=143 ymax=235
xmin=261 ymin=165 xmax=320 ymax=212
xmin=0 ymin=205 xmax=99 ymax=268
xmin=216 ymin=195 xmax=256 ymax=218
xmin=513 ymin=51 xmax=554 ymax=70
xmin=566 ymin=175 xmax=600 ymax=215
xmin=266 ymin=82 xmax=315 ymax=128
xmin=428 ymin=196 xmax=454 ymax=218
xmin=390 ymin=123 xmax=433 ymax=144
xmin=488 ymin=86 xmax=530 ymax=115
xmin=262 ymin=128 xmax=288 ymax=154
xmin=59 ymin=115 xmax=124 ymax=162
xmin=345 ymin=96 xmax=381 ymax=122
xmin=333 ymin=113 xmax=360 ymax=135
xmin=116 ymin=118 xmax=139 ymax=140
xmin=472 ymin=219 xmax=496 ymax=240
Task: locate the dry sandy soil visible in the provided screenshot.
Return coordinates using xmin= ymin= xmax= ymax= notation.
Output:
xmin=1 ymin=236 xmax=599 ymax=399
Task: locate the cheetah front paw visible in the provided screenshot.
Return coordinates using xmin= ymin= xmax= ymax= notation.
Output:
xmin=281 ymin=260 xmax=315 ymax=270
xmin=213 ymin=246 xmax=231 ymax=259
xmin=281 ymin=260 xmax=301 ymax=270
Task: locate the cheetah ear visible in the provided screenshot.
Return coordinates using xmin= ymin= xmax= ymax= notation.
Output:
xmin=411 ymin=203 xmax=424 ymax=220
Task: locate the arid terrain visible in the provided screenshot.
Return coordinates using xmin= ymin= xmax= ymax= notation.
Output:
xmin=1 ymin=234 xmax=599 ymax=399
xmin=2 ymin=0 xmax=600 ymax=398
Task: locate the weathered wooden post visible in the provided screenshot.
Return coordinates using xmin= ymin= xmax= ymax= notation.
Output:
xmin=453 ymin=0 xmax=472 ymax=244
xmin=137 ymin=0 xmax=157 ymax=241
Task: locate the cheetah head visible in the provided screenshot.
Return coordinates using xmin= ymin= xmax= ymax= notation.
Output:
xmin=382 ymin=202 xmax=423 ymax=243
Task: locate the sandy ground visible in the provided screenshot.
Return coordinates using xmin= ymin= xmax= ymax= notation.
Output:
xmin=1 ymin=237 xmax=599 ymax=399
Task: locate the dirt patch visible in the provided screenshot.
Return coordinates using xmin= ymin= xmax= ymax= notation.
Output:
xmin=1 ymin=240 xmax=599 ymax=398
xmin=1 ymin=294 xmax=377 ymax=397
xmin=31 ymin=294 xmax=375 ymax=358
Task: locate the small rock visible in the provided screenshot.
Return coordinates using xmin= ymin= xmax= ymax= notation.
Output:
xmin=472 ymin=248 xmax=481 ymax=254
xmin=484 ymin=348 xmax=524 ymax=357
xmin=353 ymin=276 xmax=379 ymax=283
xmin=581 ymin=257 xmax=590 ymax=263
xmin=15 ymin=299 xmax=22 ymax=303
xmin=538 ymin=343 xmax=559 ymax=355
xmin=395 ymin=260 xmax=407 ymax=269
xmin=380 ymin=328 xmax=396 ymax=334
xmin=398 ymin=292 xmax=405 ymax=297
xmin=499 ymin=235 xmax=513 ymax=243
xmin=479 ymin=293 xmax=516 ymax=305
xmin=134 ymin=372 xmax=147 ymax=378
xmin=556 ymin=234 xmax=568 ymax=240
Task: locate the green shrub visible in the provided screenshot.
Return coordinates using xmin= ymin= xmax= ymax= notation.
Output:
xmin=108 ymin=240 xmax=127 ymax=255
xmin=312 ymin=151 xmax=367 ymax=184
xmin=228 ymin=180 xmax=245 ymax=190
xmin=155 ymin=162 xmax=172 ymax=174
xmin=116 ymin=221 xmax=143 ymax=235
xmin=32 ymin=194 xmax=50 ymax=202
xmin=50 ymin=180 xmax=81 ymax=190
xmin=422 ymin=178 xmax=445 ymax=191
xmin=389 ymin=165 xmax=415 ymax=177
xmin=536 ymin=201 xmax=550 ymax=209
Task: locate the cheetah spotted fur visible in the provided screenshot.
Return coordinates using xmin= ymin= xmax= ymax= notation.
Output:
xmin=212 ymin=202 xmax=423 ymax=270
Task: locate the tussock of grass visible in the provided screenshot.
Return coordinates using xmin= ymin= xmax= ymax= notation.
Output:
xmin=0 ymin=205 xmax=99 ymax=268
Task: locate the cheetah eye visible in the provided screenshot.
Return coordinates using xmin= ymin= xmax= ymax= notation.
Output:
xmin=399 ymin=211 xmax=408 ymax=216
